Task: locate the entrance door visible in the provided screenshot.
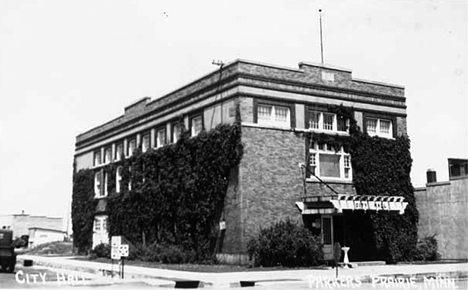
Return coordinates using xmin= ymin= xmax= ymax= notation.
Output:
xmin=321 ymin=215 xmax=334 ymax=261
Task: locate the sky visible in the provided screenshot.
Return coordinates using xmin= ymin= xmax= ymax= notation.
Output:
xmin=0 ymin=0 xmax=466 ymax=229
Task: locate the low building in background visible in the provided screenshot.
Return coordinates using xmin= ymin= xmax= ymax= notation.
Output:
xmin=0 ymin=211 xmax=63 ymax=239
xmin=415 ymin=158 xmax=468 ymax=260
xmin=27 ymin=227 xmax=67 ymax=248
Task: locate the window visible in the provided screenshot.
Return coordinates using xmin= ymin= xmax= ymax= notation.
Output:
xmin=116 ymin=166 xmax=122 ymax=193
xmin=94 ymin=171 xmax=101 ymax=197
xmin=104 ymin=172 xmax=108 ymax=196
xmin=104 ymin=147 xmax=112 ymax=164
xmin=141 ymin=133 xmax=150 ymax=153
xmin=308 ymin=141 xmax=352 ymax=181
xmin=128 ymin=166 xmax=132 ymax=191
xmin=191 ymin=115 xmax=203 ymax=136
xmin=257 ymin=104 xmax=291 ymax=127
xmin=156 ymin=128 xmax=166 ymax=148
xmin=94 ymin=151 xmax=101 ymax=166
xmin=307 ymin=110 xmax=349 ymax=133
xmin=172 ymin=123 xmax=183 ymax=143
xmin=366 ymin=118 xmax=393 ymax=138
xmin=115 ymin=143 xmax=123 ymax=161
xmin=94 ymin=216 xmax=108 ymax=233
xmin=127 ymin=138 xmax=136 ymax=157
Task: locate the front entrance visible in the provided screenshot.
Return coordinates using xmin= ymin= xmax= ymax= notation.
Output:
xmin=305 ymin=213 xmax=381 ymax=262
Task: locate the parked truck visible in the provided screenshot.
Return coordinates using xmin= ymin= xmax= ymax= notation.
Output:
xmin=0 ymin=229 xmax=17 ymax=273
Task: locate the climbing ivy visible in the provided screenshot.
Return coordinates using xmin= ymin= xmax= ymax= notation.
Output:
xmin=71 ymin=168 xmax=98 ymax=254
xmin=349 ymin=131 xmax=419 ymax=263
xmin=72 ymin=122 xmax=243 ymax=261
xmin=305 ymin=104 xmax=419 ymax=263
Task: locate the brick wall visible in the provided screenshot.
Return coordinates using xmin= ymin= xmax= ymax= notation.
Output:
xmin=415 ymin=177 xmax=468 ymax=259
xmin=237 ymin=126 xmax=305 ymax=253
xmin=396 ymin=116 xmax=407 ymax=136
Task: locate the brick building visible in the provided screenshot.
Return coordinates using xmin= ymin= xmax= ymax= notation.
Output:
xmin=415 ymin=159 xmax=468 ymax=260
xmin=74 ymin=59 xmax=409 ymax=263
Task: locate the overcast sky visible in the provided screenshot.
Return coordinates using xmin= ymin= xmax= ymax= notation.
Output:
xmin=0 ymin=0 xmax=466 ymax=228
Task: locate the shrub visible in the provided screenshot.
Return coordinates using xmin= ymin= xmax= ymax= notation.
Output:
xmin=127 ymin=242 xmax=196 ymax=264
xmin=247 ymin=219 xmax=323 ymax=267
xmin=92 ymin=243 xmax=111 ymax=258
xmin=412 ymin=235 xmax=440 ymax=261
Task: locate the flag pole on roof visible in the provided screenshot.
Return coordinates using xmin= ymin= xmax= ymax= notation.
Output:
xmin=319 ymin=9 xmax=324 ymax=65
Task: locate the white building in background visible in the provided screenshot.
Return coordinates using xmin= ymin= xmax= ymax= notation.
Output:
xmin=28 ymin=227 xmax=67 ymax=248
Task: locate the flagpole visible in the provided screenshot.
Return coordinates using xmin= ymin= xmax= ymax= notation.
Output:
xmin=319 ymin=9 xmax=324 ymax=64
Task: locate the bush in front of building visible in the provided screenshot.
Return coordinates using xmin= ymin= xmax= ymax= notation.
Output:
xmin=247 ymin=219 xmax=324 ymax=267
xmin=411 ymin=235 xmax=440 ymax=261
xmin=127 ymin=242 xmax=198 ymax=264
xmin=91 ymin=243 xmax=111 ymax=258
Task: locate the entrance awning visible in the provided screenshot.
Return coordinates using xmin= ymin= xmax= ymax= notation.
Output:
xmin=296 ymin=194 xmax=408 ymax=215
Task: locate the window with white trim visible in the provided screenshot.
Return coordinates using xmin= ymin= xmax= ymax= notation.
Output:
xmin=366 ymin=118 xmax=393 ymax=138
xmin=191 ymin=115 xmax=203 ymax=136
xmin=141 ymin=133 xmax=150 ymax=153
xmin=115 ymin=143 xmax=123 ymax=161
xmin=116 ymin=166 xmax=122 ymax=193
xmin=127 ymin=138 xmax=136 ymax=157
xmin=307 ymin=111 xmax=349 ymax=133
xmin=156 ymin=128 xmax=166 ymax=148
xmin=257 ymin=104 xmax=291 ymax=127
xmin=104 ymin=147 xmax=112 ymax=164
xmin=104 ymin=172 xmax=108 ymax=196
xmin=94 ymin=216 xmax=108 ymax=233
xmin=308 ymin=141 xmax=352 ymax=181
xmin=94 ymin=151 xmax=101 ymax=166
xmin=94 ymin=171 xmax=102 ymax=197
xmin=128 ymin=166 xmax=132 ymax=191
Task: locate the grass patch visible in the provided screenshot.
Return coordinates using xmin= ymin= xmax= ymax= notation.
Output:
xmin=22 ymin=241 xmax=73 ymax=256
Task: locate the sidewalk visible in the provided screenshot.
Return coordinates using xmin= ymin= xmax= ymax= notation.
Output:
xmin=17 ymin=254 xmax=468 ymax=288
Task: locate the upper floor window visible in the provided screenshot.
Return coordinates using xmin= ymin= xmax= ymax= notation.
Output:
xmin=104 ymin=147 xmax=112 ymax=164
xmin=308 ymin=141 xmax=352 ymax=181
xmin=191 ymin=115 xmax=203 ymax=136
xmin=307 ymin=110 xmax=349 ymax=133
xmin=172 ymin=123 xmax=183 ymax=143
xmin=94 ymin=170 xmax=108 ymax=198
xmin=141 ymin=133 xmax=150 ymax=153
xmin=115 ymin=143 xmax=123 ymax=161
xmin=366 ymin=118 xmax=393 ymax=138
xmin=257 ymin=104 xmax=291 ymax=127
xmin=127 ymin=138 xmax=136 ymax=157
xmin=94 ymin=151 xmax=101 ymax=166
xmin=116 ymin=166 xmax=123 ymax=194
xmin=156 ymin=128 xmax=166 ymax=148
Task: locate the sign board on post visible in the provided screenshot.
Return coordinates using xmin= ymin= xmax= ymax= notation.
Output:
xmin=111 ymin=236 xmax=121 ymax=260
xmin=119 ymin=244 xmax=129 ymax=257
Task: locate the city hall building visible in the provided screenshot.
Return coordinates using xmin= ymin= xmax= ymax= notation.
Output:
xmin=74 ymin=59 xmax=409 ymax=264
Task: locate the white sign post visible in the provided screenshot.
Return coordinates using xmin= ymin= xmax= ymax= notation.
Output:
xmin=110 ymin=236 xmax=129 ymax=279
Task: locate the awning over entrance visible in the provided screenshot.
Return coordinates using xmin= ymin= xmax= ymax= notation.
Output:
xmin=296 ymin=194 xmax=408 ymax=215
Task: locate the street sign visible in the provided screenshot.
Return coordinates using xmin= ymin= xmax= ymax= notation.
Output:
xmin=119 ymin=245 xmax=129 ymax=257
xmin=111 ymin=236 xmax=122 ymax=260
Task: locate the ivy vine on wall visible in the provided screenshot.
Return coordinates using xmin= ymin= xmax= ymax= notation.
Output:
xmin=71 ymin=168 xmax=98 ymax=254
xmin=305 ymin=104 xmax=419 ymax=263
xmin=72 ymin=122 xmax=243 ymax=261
